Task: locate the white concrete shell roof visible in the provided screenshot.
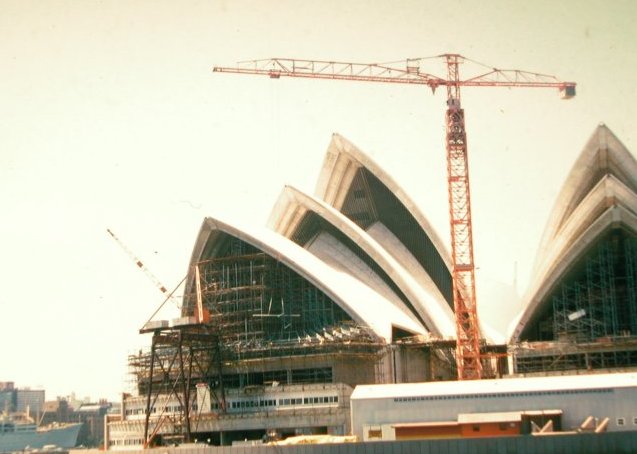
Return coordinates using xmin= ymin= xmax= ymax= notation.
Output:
xmin=508 ymin=125 xmax=637 ymax=342
xmin=533 ymin=124 xmax=637 ymax=271
xmin=315 ymin=133 xmax=452 ymax=269
xmin=267 ymin=185 xmax=456 ymax=337
xmin=187 ymin=216 xmax=427 ymax=342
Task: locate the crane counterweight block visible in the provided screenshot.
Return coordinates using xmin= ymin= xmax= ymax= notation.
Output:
xmin=560 ymin=83 xmax=576 ymax=99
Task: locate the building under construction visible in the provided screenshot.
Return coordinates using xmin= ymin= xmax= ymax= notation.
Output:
xmin=508 ymin=124 xmax=637 ymax=374
xmin=106 ymin=124 xmax=637 ymax=449
xmin=107 ymin=133 xmax=459 ymax=449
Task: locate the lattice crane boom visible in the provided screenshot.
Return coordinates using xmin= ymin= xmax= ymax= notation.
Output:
xmin=213 ymin=54 xmax=576 ymax=380
xmin=213 ymin=55 xmax=576 ymax=93
xmin=106 ymin=228 xmax=182 ymax=310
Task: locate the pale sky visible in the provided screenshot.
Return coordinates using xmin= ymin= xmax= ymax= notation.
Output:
xmin=1 ymin=0 xmax=636 ymax=402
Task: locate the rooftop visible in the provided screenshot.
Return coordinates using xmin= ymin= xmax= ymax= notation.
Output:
xmin=351 ymin=372 xmax=637 ymax=400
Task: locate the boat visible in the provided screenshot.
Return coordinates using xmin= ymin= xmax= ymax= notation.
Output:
xmin=0 ymin=412 xmax=82 ymax=453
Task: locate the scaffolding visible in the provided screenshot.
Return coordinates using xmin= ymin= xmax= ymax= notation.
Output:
xmin=551 ymin=231 xmax=635 ymax=342
xmin=124 ymin=231 xmax=501 ymax=449
xmin=127 ymin=324 xmax=225 ymax=447
xmin=514 ymin=230 xmax=637 ymax=374
xmin=127 ymin=236 xmax=394 ymax=446
xmin=183 ymin=238 xmax=371 ymax=352
xmin=623 ymin=237 xmax=637 ymax=335
xmin=511 ymin=338 xmax=637 ymax=374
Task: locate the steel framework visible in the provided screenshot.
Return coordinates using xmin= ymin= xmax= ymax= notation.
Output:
xmin=131 ymin=325 xmax=224 ymax=448
xmin=186 ymin=238 xmax=356 ymax=348
xmin=213 ymin=54 xmax=576 ymax=379
xmin=514 ymin=231 xmax=637 ymax=374
xmin=550 ymin=232 xmax=637 ymax=342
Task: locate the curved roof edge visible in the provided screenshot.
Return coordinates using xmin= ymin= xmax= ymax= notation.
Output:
xmin=314 ymin=133 xmax=452 ymax=270
xmin=268 ymin=186 xmax=414 ymax=320
xmin=188 ymin=215 xmax=427 ymax=342
xmin=508 ymin=204 xmax=637 ymax=342
xmin=531 ymin=175 xmax=637 ymax=284
xmin=268 ymin=185 xmax=456 ymax=337
xmin=534 ymin=124 xmax=637 ymax=271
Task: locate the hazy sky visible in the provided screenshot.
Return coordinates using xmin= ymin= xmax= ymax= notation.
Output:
xmin=2 ymin=0 xmax=636 ymax=402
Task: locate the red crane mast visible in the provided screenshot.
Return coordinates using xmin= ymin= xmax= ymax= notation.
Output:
xmin=213 ymin=54 xmax=575 ymax=380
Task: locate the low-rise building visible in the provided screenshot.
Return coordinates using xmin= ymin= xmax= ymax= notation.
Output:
xmin=351 ymin=372 xmax=637 ymax=441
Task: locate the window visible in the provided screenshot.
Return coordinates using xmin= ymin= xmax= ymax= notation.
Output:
xmin=633 ymin=417 xmax=637 ymax=425
xmin=617 ymin=418 xmax=625 ymax=426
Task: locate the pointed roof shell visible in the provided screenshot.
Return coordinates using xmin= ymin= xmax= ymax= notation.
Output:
xmin=534 ymin=124 xmax=637 ymax=269
xmin=314 ymin=133 xmax=454 ymax=307
xmin=509 ymin=125 xmax=637 ymax=341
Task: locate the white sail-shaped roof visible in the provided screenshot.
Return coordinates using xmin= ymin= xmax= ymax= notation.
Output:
xmin=533 ymin=124 xmax=637 ymax=271
xmin=316 ymin=134 xmax=451 ymax=265
xmin=314 ymin=134 xmax=454 ymax=311
xmin=509 ymin=124 xmax=637 ymax=341
xmin=268 ymin=185 xmax=456 ymax=337
xmin=188 ymin=216 xmax=427 ymax=342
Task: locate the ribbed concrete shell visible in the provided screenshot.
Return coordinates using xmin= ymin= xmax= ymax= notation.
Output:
xmin=509 ymin=125 xmax=637 ymax=342
xmin=187 ymin=216 xmax=427 ymax=342
xmin=534 ymin=124 xmax=637 ymax=270
xmin=314 ymin=134 xmax=454 ymax=310
xmin=268 ymin=185 xmax=455 ymax=337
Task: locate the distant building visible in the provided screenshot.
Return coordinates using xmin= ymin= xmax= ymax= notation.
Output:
xmin=0 ymin=384 xmax=16 ymax=413
xmin=41 ymin=398 xmax=71 ymax=425
xmin=73 ymin=400 xmax=112 ymax=447
xmin=1 ymin=383 xmax=45 ymax=417
xmin=40 ymin=397 xmax=113 ymax=448
xmin=16 ymin=388 xmax=45 ymax=417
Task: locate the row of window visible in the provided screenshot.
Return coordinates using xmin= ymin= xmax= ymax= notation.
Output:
xmin=220 ymin=367 xmax=333 ymax=388
xmin=285 ymin=396 xmax=338 ymax=406
xmin=125 ymin=404 xmax=196 ymax=416
xmin=394 ymin=388 xmax=612 ymax=403
xmin=126 ymin=395 xmax=339 ymax=416
xmin=227 ymin=399 xmax=276 ymax=409
xmin=1 ymin=424 xmax=37 ymax=433
xmin=616 ymin=417 xmax=637 ymax=426
xmin=226 ymin=395 xmax=338 ymax=410
xmin=109 ymin=438 xmax=143 ymax=446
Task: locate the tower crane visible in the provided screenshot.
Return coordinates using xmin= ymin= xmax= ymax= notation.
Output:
xmin=213 ymin=54 xmax=576 ymax=380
